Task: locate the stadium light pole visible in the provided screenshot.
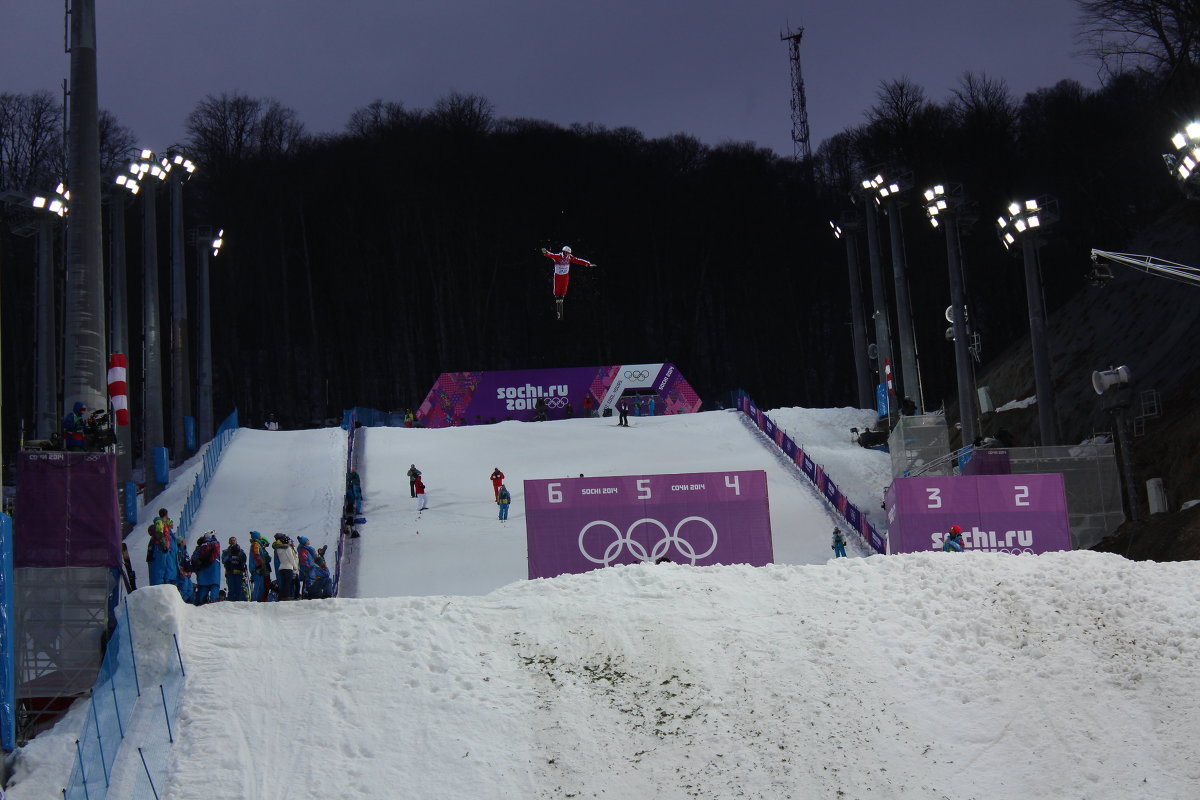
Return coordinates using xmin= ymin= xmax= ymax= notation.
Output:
xmin=195 ymin=228 xmax=223 ymax=444
xmin=830 ymin=218 xmax=873 ymax=409
xmin=996 ymin=197 xmax=1060 ymax=447
xmin=923 ymin=183 xmax=978 ymax=446
xmin=864 ymin=171 xmax=922 ymax=413
xmin=854 ymin=184 xmax=893 ymax=412
xmin=29 ymin=184 xmax=70 ymax=439
xmin=107 ymin=173 xmax=137 ymax=492
xmin=165 ymin=153 xmax=197 ymax=464
xmin=120 ymin=150 xmax=170 ymax=500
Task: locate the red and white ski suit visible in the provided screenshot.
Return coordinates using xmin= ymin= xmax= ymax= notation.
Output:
xmin=542 ymin=250 xmax=593 ymax=296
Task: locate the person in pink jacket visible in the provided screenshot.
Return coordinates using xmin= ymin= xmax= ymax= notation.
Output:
xmin=540 ymin=245 xmax=596 ymax=319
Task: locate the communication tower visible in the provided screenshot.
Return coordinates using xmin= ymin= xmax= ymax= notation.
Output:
xmin=780 ymin=26 xmax=812 ymax=162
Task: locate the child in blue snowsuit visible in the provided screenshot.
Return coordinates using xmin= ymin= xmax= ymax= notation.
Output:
xmin=497 ymin=485 xmax=511 ymax=521
xmin=831 ymin=527 xmax=847 ymax=558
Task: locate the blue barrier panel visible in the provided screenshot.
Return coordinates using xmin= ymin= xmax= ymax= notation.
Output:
xmin=153 ymin=447 xmax=170 ymax=485
xmin=0 ymin=513 xmax=13 ymax=752
xmin=123 ymin=481 xmax=138 ymax=526
xmin=184 ymin=416 xmax=197 ymax=452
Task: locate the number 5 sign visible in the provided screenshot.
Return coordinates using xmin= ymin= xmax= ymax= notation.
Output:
xmin=524 ymin=470 xmax=774 ymax=579
xmin=884 ymin=473 xmax=1073 ymax=555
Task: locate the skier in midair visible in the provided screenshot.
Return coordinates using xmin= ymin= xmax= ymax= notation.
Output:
xmin=540 ymin=245 xmax=596 ymax=319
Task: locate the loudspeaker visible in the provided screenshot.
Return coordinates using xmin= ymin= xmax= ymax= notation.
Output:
xmin=1092 ymin=365 xmax=1131 ymax=395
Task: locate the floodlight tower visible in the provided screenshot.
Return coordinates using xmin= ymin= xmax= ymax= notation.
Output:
xmin=923 ymin=183 xmax=977 ymax=445
xmin=830 ymin=218 xmax=873 ymax=408
xmin=1163 ymin=121 xmax=1200 ymax=197
xmin=195 ymin=228 xmax=224 ymax=444
xmin=29 ymin=184 xmax=70 ymax=440
xmin=996 ymin=197 xmax=1061 ymax=446
xmin=780 ymin=27 xmax=812 ymax=162
xmin=165 ymin=153 xmax=197 ymax=462
xmin=854 ymin=184 xmax=894 ymax=406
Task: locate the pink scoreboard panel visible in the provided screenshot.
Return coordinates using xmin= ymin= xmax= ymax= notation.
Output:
xmin=885 ymin=473 xmax=1073 ymax=554
xmin=524 ymin=470 xmax=773 ymax=579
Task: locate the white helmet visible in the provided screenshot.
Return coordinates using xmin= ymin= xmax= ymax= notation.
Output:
xmin=562 ymin=245 xmax=572 ymax=254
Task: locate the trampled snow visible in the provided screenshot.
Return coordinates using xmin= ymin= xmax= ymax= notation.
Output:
xmin=6 ymin=409 xmax=1200 ymax=800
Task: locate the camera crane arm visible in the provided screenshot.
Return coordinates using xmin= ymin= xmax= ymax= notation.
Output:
xmin=1090 ymin=249 xmax=1200 ymax=288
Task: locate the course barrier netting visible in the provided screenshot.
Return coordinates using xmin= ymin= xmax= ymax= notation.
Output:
xmin=62 ymin=409 xmax=238 ymax=799
xmin=737 ymin=392 xmax=886 ymax=554
xmin=333 ymin=410 xmax=361 ymax=596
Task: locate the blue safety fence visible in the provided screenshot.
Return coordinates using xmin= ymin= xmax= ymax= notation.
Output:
xmin=341 ymin=407 xmax=409 ymax=428
xmin=0 ymin=513 xmax=14 ymax=753
xmin=176 ymin=409 xmax=240 ymax=547
xmin=63 ymin=597 xmax=187 ymax=800
xmin=333 ymin=409 xmax=361 ymax=597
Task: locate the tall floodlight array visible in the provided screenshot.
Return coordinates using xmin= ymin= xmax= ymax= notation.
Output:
xmin=167 ymin=154 xmax=197 ymax=462
xmin=30 ymin=184 xmax=70 ymax=439
xmin=996 ymin=197 xmax=1060 ymax=446
xmin=830 ymin=219 xmax=873 ymax=408
xmin=61 ymin=0 xmax=107 ymax=417
xmin=923 ymin=184 xmax=978 ymax=446
xmin=1164 ymin=122 xmax=1200 ymax=197
xmin=119 ymin=151 xmax=170 ymax=499
xmin=108 ymin=180 xmax=135 ymax=487
xmin=856 ymin=187 xmax=893 ymax=408
xmin=196 ymin=228 xmax=224 ymax=444
xmin=864 ymin=172 xmax=921 ymax=412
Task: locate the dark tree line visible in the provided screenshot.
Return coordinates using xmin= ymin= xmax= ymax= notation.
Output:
xmin=2 ymin=0 xmax=1197 ymax=457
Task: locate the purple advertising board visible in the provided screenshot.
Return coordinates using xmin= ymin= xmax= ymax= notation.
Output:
xmin=961 ymin=449 xmax=1012 ymax=476
xmin=885 ymin=473 xmax=1072 ymax=554
xmin=14 ymin=452 xmax=122 ymax=568
xmin=524 ymin=470 xmax=773 ymax=579
xmin=417 ymin=362 xmax=702 ymax=428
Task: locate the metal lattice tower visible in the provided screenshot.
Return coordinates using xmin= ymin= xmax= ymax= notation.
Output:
xmin=780 ymin=27 xmax=812 ymax=161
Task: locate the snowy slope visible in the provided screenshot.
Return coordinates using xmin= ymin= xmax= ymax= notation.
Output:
xmin=349 ymin=410 xmax=869 ymax=598
xmin=8 ymin=407 xmax=1200 ymax=800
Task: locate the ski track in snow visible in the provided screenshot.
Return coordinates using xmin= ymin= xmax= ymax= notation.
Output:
xmin=7 ymin=410 xmax=1200 ymax=800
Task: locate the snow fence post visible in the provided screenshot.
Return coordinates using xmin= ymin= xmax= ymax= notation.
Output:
xmin=158 ymin=685 xmax=173 ymax=743
xmin=138 ymin=747 xmax=161 ymax=800
xmin=125 ymin=601 xmax=140 ymax=697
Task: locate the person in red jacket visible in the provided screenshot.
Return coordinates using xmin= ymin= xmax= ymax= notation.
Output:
xmin=415 ymin=476 xmax=428 ymax=512
xmin=540 ymin=245 xmax=595 ymax=319
xmin=490 ymin=468 xmax=505 ymax=501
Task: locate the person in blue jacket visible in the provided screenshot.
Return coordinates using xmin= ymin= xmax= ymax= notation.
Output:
xmin=942 ymin=525 xmax=964 ymax=552
xmin=831 ymin=527 xmax=847 ymax=558
xmin=175 ymin=541 xmax=195 ymax=602
xmin=222 ymin=536 xmax=249 ymax=601
xmin=297 ymin=536 xmax=319 ymax=597
xmin=497 ymin=484 xmax=512 ymax=522
xmin=192 ymin=532 xmax=222 ymax=604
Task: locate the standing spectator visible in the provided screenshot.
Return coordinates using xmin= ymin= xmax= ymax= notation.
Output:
xmin=264 ymin=413 xmax=280 ymax=431
xmin=617 ymin=397 xmax=630 ymax=427
xmin=308 ymin=546 xmax=334 ymax=599
xmin=639 ymin=396 xmax=649 ymax=416
xmin=249 ymin=531 xmax=272 ymax=602
xmin=415 ymin=476 xmax=428 ymax=512
xmin=564 ymin=401 xmax=574 ymax=419
xmin=347 ymin=470 xmax=364 ymax=514
xmin=583 ymin=394 xmax=595 ymax=417
xmin=490 ymin=468 xmax=505 ymax=500
xmin=297 ymin=536 xmax=318 ymax=597
xmin=534 ymin=397 xmax=548 ymax=421
xmin=943 ymin=525 xmax=965 ymax=552
xmin=192 ymin=532 xmax=222 ymax=604
xmin=62 ymin=402 xmax=87 ymax=450
xmin=174 ymin=540 xmax=195 ymax=602
xmin=273 ymin=534 xmax=299 ymax=600
xmin=403 ymin=409 xmax=415 ymax=428
xmin=648 ymin=396 xmax=656 ymax=416
xmin=497 ymin=484 xmax=512 ymax=522
xmin=407 ymin=464 xmax=421 ymax=498
xmin=831 ymin=527 xmax=847 ymax=558
xmin=222 ymin=536 xmax=249 ymax=601
xmin=146 ymin=510 xmax=175 ymax=586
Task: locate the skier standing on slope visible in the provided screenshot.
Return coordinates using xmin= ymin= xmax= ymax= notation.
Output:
xmin=540 ymin=245 xmax=596 ymax=319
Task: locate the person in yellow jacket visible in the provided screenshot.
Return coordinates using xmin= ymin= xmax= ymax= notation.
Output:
xmin=497 ymin=484 xmax=511 ymax=522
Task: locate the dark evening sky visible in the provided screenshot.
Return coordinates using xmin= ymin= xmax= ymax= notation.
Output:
xmin=3 ymin=1 xmax=1098 ymax=156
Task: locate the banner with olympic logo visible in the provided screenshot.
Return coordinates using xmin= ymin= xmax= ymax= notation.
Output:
xmin=524 ymin=470 xmax=773 ymax=579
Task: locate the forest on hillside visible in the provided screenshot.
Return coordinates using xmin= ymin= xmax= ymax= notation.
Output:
xmin=1 ymin=0 xmax=1197 ymax=453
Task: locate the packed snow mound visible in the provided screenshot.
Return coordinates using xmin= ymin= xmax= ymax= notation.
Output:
xmin=58 ymin=552 xmax=1200 ymax=800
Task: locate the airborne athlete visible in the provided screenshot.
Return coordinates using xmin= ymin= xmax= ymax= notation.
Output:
xmin=540 ymin=245 xmax=596 ymax=320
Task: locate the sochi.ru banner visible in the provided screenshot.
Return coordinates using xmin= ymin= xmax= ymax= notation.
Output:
xmin=885 ymin=473 xmax=1072 ymax=554
xmin=524 ymin=470 xmax=773 ymax=579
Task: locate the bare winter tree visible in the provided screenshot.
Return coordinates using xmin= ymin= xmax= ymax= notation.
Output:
xmin=185 ymin=92 xmax=306 ymax=173
xmin=346 ymin=99 xmax=415 ymax=138
xmin=0 ymin=90 xmax=65 ymax=190
xmin=867 ymin=77 xmax=930 ymax=138
xmin=1074 ymin=0 xmax=1200 ymax=89
xmin=429 ymin=91 xmax=495 ymax=135
xmin=949 ymin=72 xmax=1019 ymax=129
xmin=98 ymin=108 xmax=138 ymax=176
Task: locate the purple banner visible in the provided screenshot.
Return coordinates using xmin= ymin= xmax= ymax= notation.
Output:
xmin=962 ymin=449 xmax=1012 ymax=476
xmin=14 ymin=452 xmax=122 ymax=568
xmin=525 ymin=470 xmax=773 ymax=579
xmin=885 ymin=473 xmax=1072 ymax=554
xmin=418 ymin=362 xmax=702 ymax=427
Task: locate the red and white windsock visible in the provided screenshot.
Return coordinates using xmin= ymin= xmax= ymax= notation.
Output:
xmin=885 ymin=358 xmax=894 ymax=396
xmin=107 ymin=353 xmax=130 ymax=426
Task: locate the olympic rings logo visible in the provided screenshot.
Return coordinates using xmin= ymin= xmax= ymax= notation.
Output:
xmin=624 ymin=370 xmax=650 ymax=381
xmin=542 ymin=397 xmax=568 ymax=409
xmin=578 ymin=516 xmax=718 ymax=566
